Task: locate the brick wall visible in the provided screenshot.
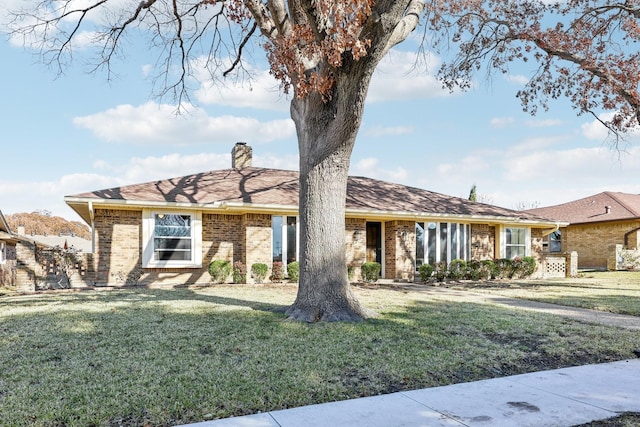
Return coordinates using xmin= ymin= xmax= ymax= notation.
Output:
xmin=345 ymin=218 xmax=366 ymax=281
xmin=243 ymin=213 xmax=272 ymax=283
xmin=565 ymin=219 xmax=640 ymax=269
xmin=94 ymin=209 xmax=143 ymax=286
xmin=471 ymin=224 xmax=495 ymax=260
xmin=203 ymin=214 xmax=243 ymax=262
xmin=384 ymin=220 xmax=416 ymax=281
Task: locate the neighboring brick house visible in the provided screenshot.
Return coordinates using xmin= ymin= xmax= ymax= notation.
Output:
xmin=0 ymin=210 xmax=18 ymax=287
xmin=64 ymin=143 xmax=564 ymax=286
xmin=527 ymin=192 xmax=640 ymax=270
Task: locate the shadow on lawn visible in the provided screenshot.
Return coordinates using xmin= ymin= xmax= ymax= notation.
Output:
xmin=0 ymin=285 xmax=292 ymax=315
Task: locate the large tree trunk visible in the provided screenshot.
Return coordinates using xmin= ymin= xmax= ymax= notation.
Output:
xmin=285 ymin=70 xmax=375 ymax=322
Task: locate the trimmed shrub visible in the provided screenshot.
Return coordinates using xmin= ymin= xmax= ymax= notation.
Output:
xmin=482 ymin=259 xmax=498 ymax=279
xmin=495 ymin=258 xmax=515 ymax=279
xmin=251 ymin=263 xmax=269 ymax=284
xmin=361 ymin=262 xmax=381 ymax=283
xmin=287 ymin=261 xmax=300 ymax=282
xmin=513 ymin=256 xmax=536 ymax=278
xmin=434 ymin=261 xmax=448 ymax=282
xmin=418 ymin=264 xmax=433 ymax=282
xmin=270 ymin=261 xmax=285 ymax=282
xmin=232 ymin=261 xmax=246 ymax=284
xmin=465 ymin=260 xmax=483 ymax=281
xmin=448 ymin=259 xmax=467 ymax=280
xmin=208 ymin=260 xmax=231 ymax=284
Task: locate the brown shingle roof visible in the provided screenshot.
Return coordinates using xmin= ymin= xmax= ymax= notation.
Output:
xmin=526 ymin=192 xmax=640 ymax=224
xmin=66 ymin=167 xmax=553 ymax=222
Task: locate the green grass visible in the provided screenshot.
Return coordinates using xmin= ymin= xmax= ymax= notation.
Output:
xmin=449 ymin=271 xmax=640 ymax=316
xmin=1 ymin=283 xmax=639 ymax=426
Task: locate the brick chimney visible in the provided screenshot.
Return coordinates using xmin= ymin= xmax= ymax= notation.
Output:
xmin=232 ymin=142 xmax=252 ymax=169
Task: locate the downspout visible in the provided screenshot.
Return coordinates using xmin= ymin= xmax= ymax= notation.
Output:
xmin=88 ymin=201 xmax=95 ymax=253
xmin=541 ymin=223 xmax=560 ymax=237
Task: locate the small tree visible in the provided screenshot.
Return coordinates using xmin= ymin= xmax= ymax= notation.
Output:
xmin=468 ymin=185 xmax=477 ymax=202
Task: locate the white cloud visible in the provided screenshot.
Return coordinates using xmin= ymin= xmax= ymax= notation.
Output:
xmin=580 ymin=111 xmax=640 ymax=143
xmin=367 ymin=49 xmax=450 ymax=103
xmin=525 ymin=119 xmax=563 ymax=128
xmin=506 ymin=74 xmax=529 ymax=85
xmin=0 ymin=174 xmax=118 ymax=220
xmin=436 ymin=155 xmax=490 ymax=177
xmin=73 ymin=101 xmax=295 ymax=145
xmin=412 ymin=140 xmax=640 ymax=211
xmin=192 ymin=58 xmax=290 ymax=111
xmin=364 ymin=125 xmax=414 ymax=137
xmin=490 ymin=117 xmax=515 ymax=128
xmin=581 ymin=113 xmax=615 ymax=141
xmin=350 ymin=157 xmax=408 ymax=183
xmin=509 ymin=135 xmax=566 ymax=153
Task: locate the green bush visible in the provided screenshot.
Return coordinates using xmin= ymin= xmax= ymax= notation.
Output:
xmin=418 ymin=264 xmax=433 ymax=282
xmin=232 ymin=261 xmax=246 ymax=284
xmin=465 ymin=260 xmax=483 ymax=281
xmin=434 ymin=261 xmax=448 ymax=282
xmin=482 ymin=259 xmax=498 ymax=279
xmin=270 ymin=262 xmax=284 ymax=282
xmin=287 ymin=261 xmax=300 ymax=282
xmin=495 ymin=258 xmax=515 ymax=279
xmin=448 ymin=259 xmax=467 ymax=280
xmin=208 ymin=260 xmax=231 ymax=284
xmin=513 ymin=256 xmax=536 ymax=278
xmin=251 ymin=263 xmax=269 ymax=284
xmin=361 ymin=262 xmax=381 ymax=283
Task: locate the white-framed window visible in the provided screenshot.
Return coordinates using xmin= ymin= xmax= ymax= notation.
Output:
xmin=0 ymin=242 xmax=6 ymax=264
xmin=549 ymin=230 xmax=562 ymax=253
xmin=142 ymin=210 xmax=202 ymax=268
xmin=502 ymin=227 xmax=530 ymax=259
xmin=272 ymin=216 xmax=299 ymax=269
xmin=415 ymin=222 xmax=471 ymax=269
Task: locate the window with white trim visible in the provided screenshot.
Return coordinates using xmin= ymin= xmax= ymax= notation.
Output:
xmin=415 ymin=222 xmax=470 ymax=268
xmin=549 ymin=230 xmax=562 ymax=253
xmin=504 ymin=227 xmax=528 ymax=259
xmin=0 ymin=242 xmax=6 ymax=264
xmin=142 ymin=211 xmax=202 ymax=268
xmin=272 ymin=216 xmax=298 ymax=269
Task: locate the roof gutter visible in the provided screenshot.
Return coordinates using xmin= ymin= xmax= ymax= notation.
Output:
xmin=63 ymin=198 xmax=566 ymax=228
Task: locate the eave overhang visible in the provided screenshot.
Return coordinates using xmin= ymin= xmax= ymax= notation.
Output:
xmin=65 ymin=196 xmax=567 ymax=229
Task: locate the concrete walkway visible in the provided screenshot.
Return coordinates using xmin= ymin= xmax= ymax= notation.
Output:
xmin=414 ymin=286 xmax=640 ymax=331
xmin=178 ymin=359 xmax=640 ymax=427
xmin=177 ymin=288 xmax=640 ymax=427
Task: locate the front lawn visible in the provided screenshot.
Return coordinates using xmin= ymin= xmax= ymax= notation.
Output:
xmin=449 ymin=271 xmax=640 ymax=316
xmin=1 ymin=283 xmax=638 ymax=426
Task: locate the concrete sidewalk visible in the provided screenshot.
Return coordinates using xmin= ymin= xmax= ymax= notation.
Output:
xmin=178 ymin=359 xmax=640 ymax=427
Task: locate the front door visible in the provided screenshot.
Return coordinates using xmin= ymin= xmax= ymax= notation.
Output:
xmin=366 ymin=222 xmax=382 ymax=264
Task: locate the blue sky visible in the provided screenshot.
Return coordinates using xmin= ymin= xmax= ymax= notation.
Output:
xmin=1 ymin=3 xmax=640 ymax=222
